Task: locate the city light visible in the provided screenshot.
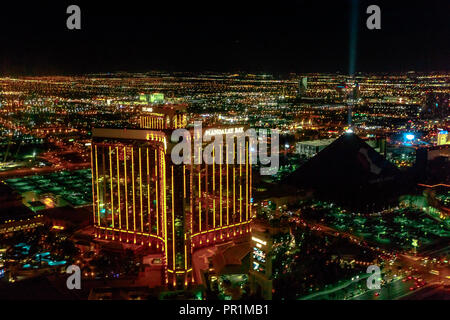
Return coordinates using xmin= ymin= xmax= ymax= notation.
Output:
xmin=0 ymin=2 xmax=448 ymax=304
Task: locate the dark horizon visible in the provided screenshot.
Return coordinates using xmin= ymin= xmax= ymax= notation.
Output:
xmin=0 ymin=0 xmax=448 ymax=76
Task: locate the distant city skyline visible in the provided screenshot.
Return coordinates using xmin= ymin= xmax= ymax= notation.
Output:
xmin=0 ymin=67 xmax=448 ymax=301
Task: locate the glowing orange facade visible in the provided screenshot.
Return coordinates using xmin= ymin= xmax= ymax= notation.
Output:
xmin=139 ymin=104 xmax=187 ymax=130
xmin=91 ymin=129 xmax=166 ymax=246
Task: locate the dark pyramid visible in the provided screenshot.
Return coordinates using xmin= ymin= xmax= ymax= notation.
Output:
xmin=285 ymin=133 xmax=403 ymax=210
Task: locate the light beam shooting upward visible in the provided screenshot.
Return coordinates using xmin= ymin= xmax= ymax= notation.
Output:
xmin=348 ymin=0 xmax=359 ymax=127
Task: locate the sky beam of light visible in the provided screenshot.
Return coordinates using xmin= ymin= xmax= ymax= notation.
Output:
xmin=348 ymin=0 xmax=359 ymax=77
xmin=348 ymin=0 xmax=359 ymax=126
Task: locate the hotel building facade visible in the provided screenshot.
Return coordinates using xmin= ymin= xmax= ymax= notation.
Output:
xmin=91 ymin=105 xmax=253 ymax=288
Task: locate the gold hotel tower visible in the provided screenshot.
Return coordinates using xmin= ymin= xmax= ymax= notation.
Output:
xmin=91 ymin=104 xmax=253 ymax=288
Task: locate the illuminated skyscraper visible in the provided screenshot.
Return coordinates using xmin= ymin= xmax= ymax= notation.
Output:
xmin=91 ymin=128 xmax=169 ymax=272
xmin=139 ymin=104 xmax=187 ymax=130
xmin=91 ymin=106 xmax=253 ymax=288
xmin=249 ymin=220 xmax=289 ymax=299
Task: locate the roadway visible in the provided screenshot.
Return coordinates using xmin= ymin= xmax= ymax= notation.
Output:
xmin=296 ymin=214 xmax=449 ymax=300
xmin=0 ymin=162 xmax=90 ymax=178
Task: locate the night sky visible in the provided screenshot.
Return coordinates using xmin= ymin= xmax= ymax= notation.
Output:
xmin=0 ymin=0 xmax=448 ymax=75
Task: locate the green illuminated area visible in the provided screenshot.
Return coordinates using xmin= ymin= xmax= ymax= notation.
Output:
xmin=213 ymin=274 xmax=249 ymax=300
xmin=300 ymin=200 xmax=450 ymax=252
xmin=0 ymin=128 xmax=47 ymax=172
xmin=150 ymin=93 xmax=164 ymax=103
xmin=138 ymin=93 xmax=165 ymax=104
xmin=386 ymin=146 xmax=417 ymax=168
xmin=5 ymin=169 xmax=92 ymax=208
